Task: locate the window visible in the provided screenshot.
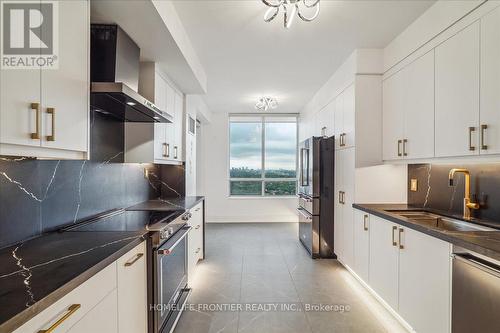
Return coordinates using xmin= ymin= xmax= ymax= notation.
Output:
xmin=229 ymin=115 xmax=297 ymax=196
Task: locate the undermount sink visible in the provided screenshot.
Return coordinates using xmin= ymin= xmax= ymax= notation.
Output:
xmin=385 ymin=210 xmax=494 ymax=232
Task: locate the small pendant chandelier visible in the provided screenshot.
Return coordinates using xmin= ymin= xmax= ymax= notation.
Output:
xmin=262 ymin=0 xmax=320 ymax=29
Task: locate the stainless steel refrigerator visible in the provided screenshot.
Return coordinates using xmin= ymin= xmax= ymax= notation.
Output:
xmin=297 ymin=136 xmax=335 ymax=258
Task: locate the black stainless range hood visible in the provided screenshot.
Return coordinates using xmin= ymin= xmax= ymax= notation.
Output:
xmin=90 ymin=24 xmax=172 ymax=123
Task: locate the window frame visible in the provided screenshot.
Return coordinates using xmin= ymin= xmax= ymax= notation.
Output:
xmin=227 ymin=113 xmax=299 ymax=198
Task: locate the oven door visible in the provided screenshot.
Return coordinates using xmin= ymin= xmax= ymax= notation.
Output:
xmin=154 ymin=226 xmax=192 ymax=333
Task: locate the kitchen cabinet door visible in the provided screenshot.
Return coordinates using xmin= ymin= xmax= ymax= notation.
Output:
xmin=174 ymin=91 xmax=184 ymax=161
xmin=382 ymin=68 xmax=405 ymax=161
xmin=398 ymin=227 xmax=451 ymax=333
xmin=154 ymin=72 xmax=168 ymax=161
xmin=342 ymin=84 xmax=355 ymax=148
xmin=68 ymin=289 xmax=118 ymax=333
xmin=334 ymin=94 xmax=344 ymax=150
xmin=435 ymin=21 xmax=480 ymax=157
xmin=41 ymin=0 xmax=88 ymax=152
xmin=334 ymin=149 xmax=344 ymax=260
xmin=353 ymin=210 xmax=370 ymax=283
xmin=165 ymin=83 xmax=176 ymax=160
xmin=0 ymin=0 xmax=42 ymax=149
xmin=117 ymin=242 xmax=147 ymax=333
xmin=480 ymin=6 xmax=500 ymax=155
xmin=369 ymin=215 xmax=399 ymax=310
xmin=342 ymin=148 xmax=355 ymax=268
xmin=404 ymin=50 xmax=435 ymax=159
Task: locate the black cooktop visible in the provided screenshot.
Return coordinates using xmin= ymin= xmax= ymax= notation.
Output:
xmin=61 ymin=209 xmax=184 ymax=233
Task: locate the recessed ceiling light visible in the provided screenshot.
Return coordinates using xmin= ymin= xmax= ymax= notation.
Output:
xmin=126 ymin=101 xmax=136 ymax=106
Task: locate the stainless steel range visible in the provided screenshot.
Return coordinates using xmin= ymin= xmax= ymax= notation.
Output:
xmin=61 ymin=208 xmax=192 ymax=333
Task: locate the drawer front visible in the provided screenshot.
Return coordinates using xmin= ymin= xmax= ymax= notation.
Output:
xmin=298 ymin=195 xmax=319 ymax=215
xmin=67 ymin=289 xmax=118 ymax=333
xmin=14 ymin=262 xmax=117 ymax=333
xmin=116 ymin=242 xmax=147 ymax=333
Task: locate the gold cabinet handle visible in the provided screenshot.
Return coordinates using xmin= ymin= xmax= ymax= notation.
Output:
xmin=195 ymin=224 xmax=201 ymax=230
xmin=38 ymin=304 xmax=81 ymax=333
xmin=392 ymin=226 xmax=398 ymax=246
xmin=174 ymin=146 xmax=178 ymax=159
xmin=340 ymin=133 xmax=346 ymax=146
xmin=338 ymin=191 xmax=342 ymax=204
xmin=363 ymin=215 xmax=368 ymax=231
xmin=195 ymin=207 xmax=201 ymax=212
xmin=397 ymin=140 xmax=402 ymax=157
xmin=166 ymin=143 xmax=170 ymax=157
xmin=124 ymin=253 xmax=144 ymax=267
xmin=342 ymin=191 xmax=346 ymax=204
xmin=195 ymin=248 xmax=201 ymax=254
xmin=30 ymin=102 xmax=41 ymax=139
xmin=481 ymin=124 xmax=488 ymax=150
xmin=46 ymin=108 xmax=55 ymax=141
xmin=399 ymin=228 xmax=404 ymax=249
xmin=403 ymin=139 xmax=408 ymax=157
xmin=162 ymin=143 xmax=168 ymax=157
xmin=469 ymin=127 xmax=476 ymax=151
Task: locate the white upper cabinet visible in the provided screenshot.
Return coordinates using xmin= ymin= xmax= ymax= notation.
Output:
xmin=317 ymin=101 xmax=335 ymax=138
xmin=133 ymin=63 xmax=184 ymax=164
xmin=0 ymin=0 xmax=89 ymax=158
xmin=334 ymin=85 xmax=355 ymax=150
xmin=41 ymin=0 xmax=88 ymax=153
xmin=383 ymin=50 xmax=435 ymax=160
xmin=435 ymin=21 xmax=480 ymax=157
xmin=480 ymin=6 xmax=500 ymax=155
xmin=174 ymin=91 xmax=184 ymax=161
xmin=382 ymin=69 xmax=406 ymax=161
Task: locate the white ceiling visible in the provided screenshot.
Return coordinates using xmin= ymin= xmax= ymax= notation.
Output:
xmin=172 ymin=0 xmax=435 ymax=114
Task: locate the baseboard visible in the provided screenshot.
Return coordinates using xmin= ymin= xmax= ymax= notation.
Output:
xmin=338 ymin=259 xmax=415 ymax=333
xmin=206 ymin=215 xmax=299 ymax=223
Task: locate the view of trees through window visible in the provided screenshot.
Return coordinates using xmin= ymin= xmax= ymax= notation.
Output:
xmin=229 ymin=116 xmax=297 ymax=196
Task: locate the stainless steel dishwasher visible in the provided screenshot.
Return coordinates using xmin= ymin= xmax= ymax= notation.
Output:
xmin=452 ymin=250 xmax=500 ymax=333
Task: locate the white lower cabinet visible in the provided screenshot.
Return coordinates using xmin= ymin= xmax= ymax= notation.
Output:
xmin=187 ymin=202 xmax=204 ymax=282
xmin=368 ymin=215 xmax=400 ymax=310
xmin=353 ymin=210 xmax=370 ymax=282
xmin=68 ymin=289 xmax=118 ymax=333
xmin=14 ymin=241 xmax=148 ymax=333
xmin=398 ymin=227 xmax=451 ymax=333
xmin=117 ymin=242 xmax=148 ymax=333
xmin=353 ymin=210 xmax=452 ymax=333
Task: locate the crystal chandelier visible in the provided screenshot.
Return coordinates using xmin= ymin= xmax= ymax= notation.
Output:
xmin=255 ymin=97 xmax=278 ymax=111
xmin=262 ymin=0 xmax=320 ymax=29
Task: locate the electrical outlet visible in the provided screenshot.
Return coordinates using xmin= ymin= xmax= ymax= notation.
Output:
xmin=410 ymin=179 xmax=418 ymax=192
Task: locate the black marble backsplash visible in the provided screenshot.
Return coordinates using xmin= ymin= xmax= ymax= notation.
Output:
xmin=0 ymin=157 xmax=184 ymax=249
xmin=408 ymin=163 xmax=500 ymax=222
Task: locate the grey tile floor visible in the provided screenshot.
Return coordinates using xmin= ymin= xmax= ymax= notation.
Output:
xmin=175 ymin=223 xmax=408 ymax=333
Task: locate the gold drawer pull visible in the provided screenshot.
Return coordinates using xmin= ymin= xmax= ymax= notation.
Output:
xmin=46 ymin=108 xmax=55 ymax=141
xmin=399 ymin=228 xmax=404 ymax=249
xmin=162 ymin=143 xmax=168 ymax=157
xmin=30 ymin=102 xmax=40 ymax=139
xmin=124 ymin=253 xmax=144 ymax=267
xmin=469 ymin=127 xmax=476 ymax=151
xmin=195 ymin=248 xmax=201 ymax=254
xmin=195 ymin=225 xmax=201 ymax=230
xmin=174 ymin=146 xmax=178 ymax=159
xmin=392 ymin=226 xmax=398 ymax=246
xmin=481 ymin=124 xmax=488 ymax=150
xmin=397 ymin=140 xmax=402 ymax=157
xmin=363 ymin=215 xmax=368 ymax=231
xmin=38 ymin=304 xmax=81 ymax=333
xmin=195 ymin=207 xmax=201 ymax=212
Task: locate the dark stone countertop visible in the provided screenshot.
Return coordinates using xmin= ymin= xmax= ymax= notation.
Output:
xmin=127 ymin=196 xmax=204 ymax=212
xmin=0 ymin=230 xmax=146 ymax=332
xmin=353 ymin=203 xmax=500 ymax=262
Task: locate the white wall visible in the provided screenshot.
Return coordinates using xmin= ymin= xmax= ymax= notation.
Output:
xmin=198 ymin=112 xmax=298 ymax=223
